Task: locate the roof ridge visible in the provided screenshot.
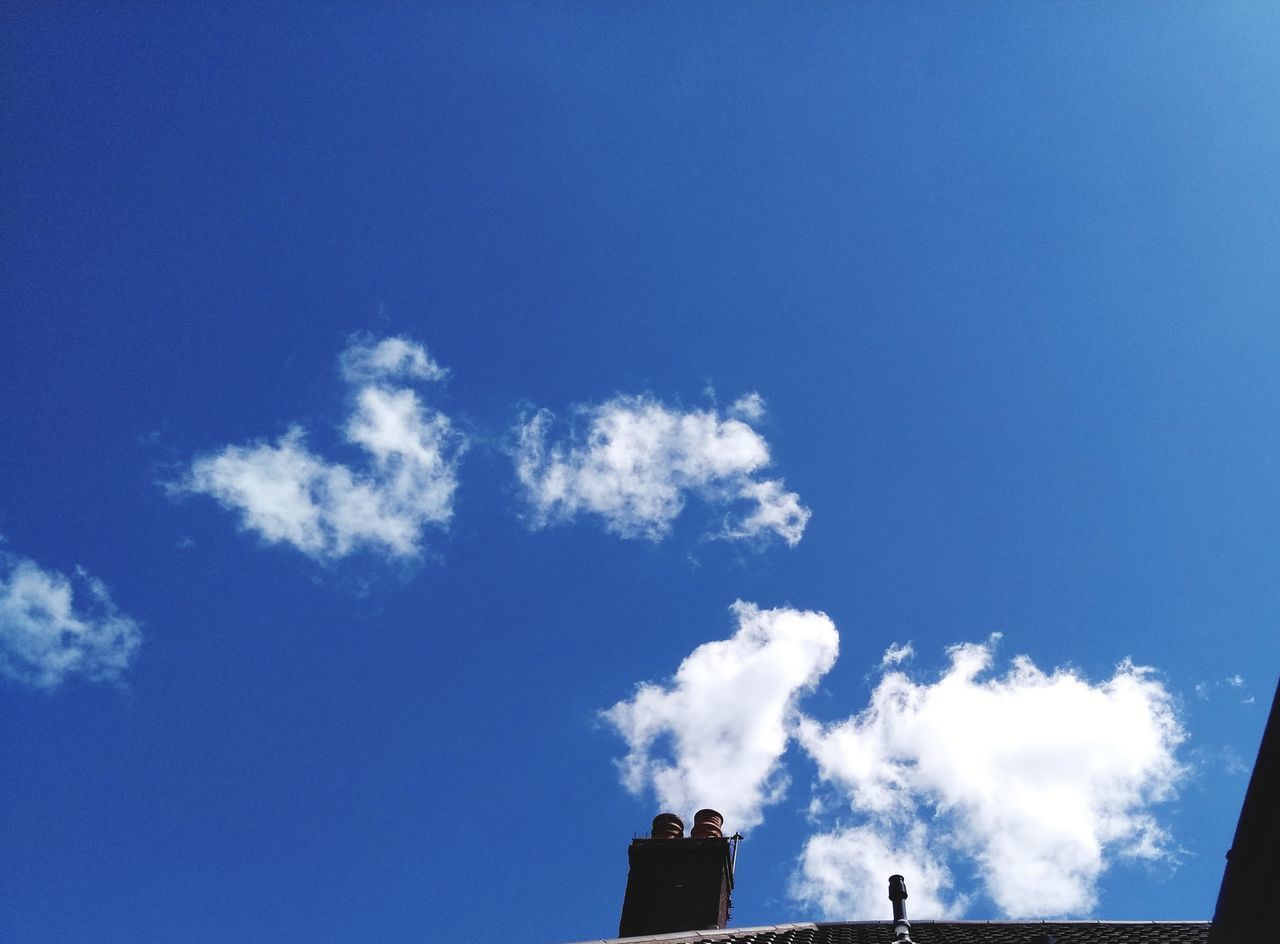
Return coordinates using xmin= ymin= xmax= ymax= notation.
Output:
xmin=565 ymin=923 xmax=820 ymax=944
xmin=811 ymin=919 xmax=1212 ymax=926
xmin=566 ymin=918 xmax=1211 ymax=944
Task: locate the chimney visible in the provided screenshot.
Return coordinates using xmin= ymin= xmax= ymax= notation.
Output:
xmin=618 ymin=810 xmax=736 ymax=938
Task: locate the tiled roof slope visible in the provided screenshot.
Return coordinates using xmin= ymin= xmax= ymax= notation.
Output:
xmin=569 ymin=920 xmax=1209 ymax=944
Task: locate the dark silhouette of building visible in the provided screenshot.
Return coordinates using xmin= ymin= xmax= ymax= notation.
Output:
xmin=1208 ymin=678 xmax=1280 ymax=943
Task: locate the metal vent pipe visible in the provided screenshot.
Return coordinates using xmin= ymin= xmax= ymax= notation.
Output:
xmin=888 ymin=874 xmax=913 ymax=943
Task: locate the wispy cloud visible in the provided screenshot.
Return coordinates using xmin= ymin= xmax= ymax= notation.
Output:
xmin=176 ymin=335 xmax=465 ymax=562
xmin=602 ymin=601 xmax=838 ymax=830
xmin=796 ymin=636 xmax=1186 ymax=918
xmin=338 ymin=333 xmax=448 ymax=384
xmin=514 ymin=394 xmax=810 ymax=545
xmin=1195 ymin=673 xmax=1249 ymax=701
xmin=880 ymin=641 xmax=914 ymax=667
xmin=0 ymin=552 xmax=142 ymax=689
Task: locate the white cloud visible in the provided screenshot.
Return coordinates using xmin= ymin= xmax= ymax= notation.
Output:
xmin=729 ymin=392 xmax=766 ymax=422
xmin=603 ymin=601 xmax=838 ymax=831
xmin=178 ymin=336 xmax=465 ymax=562
xmin=792 ymin=823 xmax=966 ymax=921
xmin=515 ymin=395 xmax=810 ymax=545
xmin=0 ymin=554 xmax=142 ymax=689
xmin=880 ymin=642 xmax=914 ymax=667
xmin=338 ymin=334 xmax=447 ymax=384
xmin=727 ymin=480 xmax=810 ymax=546
xmin=598 ymin=606 xmax=1187 ymax=919
xmin=795 ymin=637 xmax=1186 ymax=918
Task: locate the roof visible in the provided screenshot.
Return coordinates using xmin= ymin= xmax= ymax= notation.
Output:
xmin=568 ymin=920 xmax=1210 ymax=944
xmin=1209 ymin=678 xmax=1280 ymax=941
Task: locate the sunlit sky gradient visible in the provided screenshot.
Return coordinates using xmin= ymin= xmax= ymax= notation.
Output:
xmin=3 ymin=6 xmax=1278 ymax=943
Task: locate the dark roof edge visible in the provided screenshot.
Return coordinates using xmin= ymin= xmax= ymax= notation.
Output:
xmin=817 ymin=919 xmax=1212 ymax=925
xmin=568 ymin=919 xmax=1211 ymax=944
xmin=566 ymin=923 xmax=819 ymax=944
xmin=1210 ymin=675 xmax=1280 ymax=942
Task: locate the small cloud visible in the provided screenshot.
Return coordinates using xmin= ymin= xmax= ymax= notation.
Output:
xmin=175 ymin=536 xmax=196 ymax=550
xmin=338 ymin=334 xmax=447 ymax=384
xmin=880 ymin=641 xmax=914 ymax=667
xmin=0 ymin=553 xmax=142 ymax=690
xmin=174 ymin=335 xmax=466 ymax=563
xmin=514 ymin=394 xmax=809 ymax=546
xmin=729 ymin=392 xmax=766 ymax=422
xmin=602 ymin=601 xmax=838 ymax=831
xmin=724 ymin=479 xmax=810 ymax=546
xmin=1225 ymin=674 xmax=1244 ymax=688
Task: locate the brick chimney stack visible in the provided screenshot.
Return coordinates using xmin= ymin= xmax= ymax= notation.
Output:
xmin=618 ymin=810 xmax=735 ymax=938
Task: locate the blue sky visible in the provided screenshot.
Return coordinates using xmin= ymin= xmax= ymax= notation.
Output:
xmin=2 ymin=4 xmax=1278 ymax=942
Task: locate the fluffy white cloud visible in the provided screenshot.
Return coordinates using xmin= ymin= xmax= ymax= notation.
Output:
xmin=792 ymin=823 xmax=966 ymax=921
xmin=795 ymin=636 xmax=1186 ymax=918
xmin=179 ymin=336 xmax=465 ymax=561
xmin=602 ymin=601 xmax=838 ymax=831
xmin=727 ymin=480 xmax=811 ymax=545
xmin=600 ymin=605 xmax=1187 ymax=918
xmin=0 ymin=553 xmax=142 ymax=689
xmin=515 ymin=395 xmax=810 ymax=545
